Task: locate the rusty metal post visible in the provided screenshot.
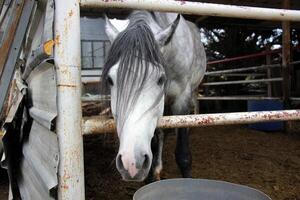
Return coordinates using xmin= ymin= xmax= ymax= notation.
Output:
xmin=54 ymin=0 xmax=85 ymax=199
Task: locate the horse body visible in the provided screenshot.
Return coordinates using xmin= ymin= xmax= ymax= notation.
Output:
xmin=103 ymin=11 xmax=206 ymax=181
xmin=151 ymin=12 xmax=206 ymax=114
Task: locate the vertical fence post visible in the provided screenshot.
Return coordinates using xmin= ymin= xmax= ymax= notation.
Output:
xmin=282 ymin=0 xmax=291 ymax=105
xmin=282 ymin=0 xmax=291 ymax=131
xmin=54 ymin=0 xmax=85 ymax=199
xmin=266 ymin=46 xmax=272 ymax=97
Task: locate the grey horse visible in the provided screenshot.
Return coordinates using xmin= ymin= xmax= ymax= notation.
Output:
xmin=103 ymin=10 xmax=206 ymax=182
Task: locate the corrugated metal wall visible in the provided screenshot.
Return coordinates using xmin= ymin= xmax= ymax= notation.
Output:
xmin=18 ymin=62 xmax=58 ymax=200
xmin=1 ymin=0 xmax=59 ymax=199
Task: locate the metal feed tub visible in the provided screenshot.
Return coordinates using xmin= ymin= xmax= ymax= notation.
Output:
xmin=133 ymin=179 xmax=272 ymax=200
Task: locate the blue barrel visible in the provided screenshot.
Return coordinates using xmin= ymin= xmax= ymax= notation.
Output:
xmin=247 ymin=100 xmax=284 ymax=131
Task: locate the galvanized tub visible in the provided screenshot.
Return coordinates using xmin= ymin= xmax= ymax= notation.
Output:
xmin=133 ymin=178 xmax=272 ymax=200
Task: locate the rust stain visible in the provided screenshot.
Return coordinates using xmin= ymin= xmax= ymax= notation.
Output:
xmin=63 ymin=169 xmax=71 ymax=180
xmin=61 ymin=169 xmax=70 ymax=190
xmin=55 ymin=35 xmax=61 ymax=45
xmin=61 ymin=184 xmax=69 ymax=190
xmin=68 ymin=9 xmax=74 ymax=17
xmin=58 ymin=84 xmax=77 ymax=88
xmin=43 ymin=40 xmax=55 ymax=55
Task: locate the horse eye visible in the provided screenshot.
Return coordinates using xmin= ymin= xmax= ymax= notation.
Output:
xmin=157 ymin=75 xmax=166 ymax=86
xmin=107 ymin=76 xmax=114 ymax=86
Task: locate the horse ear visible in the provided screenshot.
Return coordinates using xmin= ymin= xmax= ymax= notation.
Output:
xmin=104 ymin=15 xmax=120 ymax=42
xmin=155 ymin=14 xmax=180 ymax=46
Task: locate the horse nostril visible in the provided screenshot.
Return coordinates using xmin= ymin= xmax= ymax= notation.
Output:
xmin=143 ymin=154 xmax=150 ymax=169
xmin=116 ymin=154 xmax=124 ymax=170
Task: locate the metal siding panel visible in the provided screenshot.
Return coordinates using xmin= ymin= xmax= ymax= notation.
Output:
xmin=0 ymin=0 xmax=35 ymax=114
xmin=20 ymin=60 xmax=58 ymax=200
xmin=29 ymin=106 xmax=56 ymax=130
xmin=17 ymin=1 xmax=58 ymax=199
xmin=14 ymin=65 xmax=58 ymax=200
xmin=27 ymin=62 xmax=57 ymax=116
xmin=1 ymin=1 xmax=58 ymax=199
xmin=18 ymin=158 xmax=54 ymax=200
xmin=19 ymin=121 xmax=58 ymax=199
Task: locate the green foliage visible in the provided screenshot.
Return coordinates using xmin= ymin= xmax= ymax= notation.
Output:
xmin=201 ymin=27 xmax=299 ymax=61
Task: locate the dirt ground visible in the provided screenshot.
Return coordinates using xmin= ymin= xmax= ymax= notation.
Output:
xmin=0 ymin=125 xmax=300 ymax=200
xmin=0 ymin=169 xmax=8 ymax=200
xmin=83 ymin=125 xmax=300 ymax=200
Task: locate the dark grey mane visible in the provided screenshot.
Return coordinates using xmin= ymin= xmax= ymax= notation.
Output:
xmin=103 ymin=15 xmax=166 ymax=131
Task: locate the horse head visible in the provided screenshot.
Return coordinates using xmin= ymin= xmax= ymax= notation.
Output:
xmin=103 ymin=14 xmax=180 ymax=181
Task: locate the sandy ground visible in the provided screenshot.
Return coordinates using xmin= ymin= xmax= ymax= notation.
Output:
xmin=0 ymin=125 xmax=300 ymax=200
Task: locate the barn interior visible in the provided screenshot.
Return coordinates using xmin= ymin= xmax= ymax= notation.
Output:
xmin=1 ymin=0 xmax=300 ymax=200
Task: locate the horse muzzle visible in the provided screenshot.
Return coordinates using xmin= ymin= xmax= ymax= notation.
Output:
xmin=116 ymin=152 xmax=152 ymax=181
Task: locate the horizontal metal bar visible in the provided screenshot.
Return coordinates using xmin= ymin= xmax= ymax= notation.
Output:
xmin=290 ymin=97 xmax=300 ymax=101
xmin=82 ymin=109 xmax=300 ymax=134
xmin=202 ymin=77 xmax=283 ymax=86
xmin=80 ymin=0 xmax=300 ymax=22
xmin=206 ymin=73 xmax=266 ymax=77
xmin=81 ymin=95 xmax=110 ymax=102
xmin=197 ymin=96 xmax=281 ymax=100
xmin=205 ymin=63 xmax=281 ymax=75
xmin=205 ymin=61 xmax=300 ymax=76
xmin=207 ymin=47 xmax=300 ymax=65
xmin=81 ymin=96 xmax=300 ymax=102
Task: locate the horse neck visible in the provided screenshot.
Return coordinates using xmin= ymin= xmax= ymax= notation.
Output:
xmin=129 ymin=11 xmax=161 ymax=33
xmin=161 ymin=15 xmax=195 ymax=68
xmin=129 ymin=11 xmax=196 ymax=80
xmin=152 ymin=12 xmax=178 ymax=28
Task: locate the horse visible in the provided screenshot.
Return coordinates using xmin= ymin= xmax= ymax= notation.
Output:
xmin=102 ymin=10 xmax=206 ymax=182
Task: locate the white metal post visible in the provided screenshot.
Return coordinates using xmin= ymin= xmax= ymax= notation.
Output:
xmin=83 ymin=110 xmax=300 ymax=134
xmin=54 ymin=0 xmax=85 ymax=199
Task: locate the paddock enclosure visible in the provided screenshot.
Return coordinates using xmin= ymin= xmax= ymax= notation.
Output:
xmin=0 ymin=0 xmax=300 ymax=199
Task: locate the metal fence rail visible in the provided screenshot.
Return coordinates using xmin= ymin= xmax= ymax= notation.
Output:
xmin=80 ymin=0 xmax=300 ymax=21
xmin=81 ymin=95 xmax=300 ymax=102
xmin=202 ymin=77 xmax=283 ymax=86
xmin=205 ymin=63 xmax=281 ymax=75
xmin=205 ymin=61 xmax=300 ymax=76
xmin=83 ymin=110 xmax=300 ymax=134
xmin=197 ymin=96 xmax=281 ymax=101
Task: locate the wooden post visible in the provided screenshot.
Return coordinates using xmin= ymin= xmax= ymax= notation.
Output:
xmin=282 ymin=0 xmax=291 ymax=105
xmin=266 ymin=46 xmax=272 ymax=97
xmin=282 ymin=0 xmax=291 ymax=131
